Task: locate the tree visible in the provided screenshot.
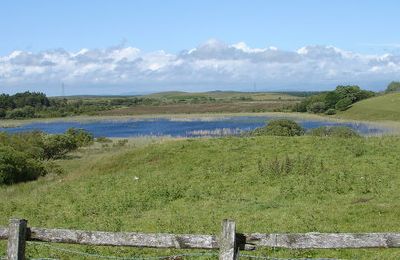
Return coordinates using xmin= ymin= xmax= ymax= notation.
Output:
xmin=335 ymin=85 xmax=361 ymax=102
xmin=386 ymin=81 xmax=400 ymax=93
xmin=335 ymin=85 xmax=374 ymax=102
xmin=13 ymin=91 xmax=50 ymax=108
xmin=5 ymin=106 xmax=35 ymax=119
xmin=0 ymin=94 xmax=14 ymax=109
xmin=335 ymin=97 xmax=353 ymax=111
xmin=324 ymin=91 xmax=341 ymax=109
xmin=307 ymin=102 xmax=326 ymax=113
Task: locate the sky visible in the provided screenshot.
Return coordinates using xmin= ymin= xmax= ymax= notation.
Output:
xmin=1 ymin=0 xmax=400 ymax=95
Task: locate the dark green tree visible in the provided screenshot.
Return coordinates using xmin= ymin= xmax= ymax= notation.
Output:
xmin=335 ymin=97 xmax=353 ymax=111
xmin=385 ymin=81 xmax=400 ymax=93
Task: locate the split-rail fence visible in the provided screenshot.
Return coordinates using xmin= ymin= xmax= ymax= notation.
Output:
xmin=1 ymin=218 xmax=399 ymax=259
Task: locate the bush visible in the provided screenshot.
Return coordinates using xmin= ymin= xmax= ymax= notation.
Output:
xmin=42 ymin=134 xmax=78 ymax=159
xmin=325 ymin=108 xmax=336 ymax=115
xmin=96 ymin=136 xmax=112 ymax=143
xmin=0 ymin=129 xmax=96 ymax=185
xmin=65 ymin=128 xmax=94 ymax=147
xmin=335 ymin=98 xmax=353 ymax=111
xmin=308 ymin=126 xmax=360 ymax=138
xmin=0 ymin=146 xmax=46 ymax=185
xmin=251 ymin=119 xmax=305 ymax=136
xmin=5 ymin=106 xmax=35 ymax=119
xmin=0 ymin=109 xmax=5 ymax=118
xmin=307 ymin=102 xmax=326 ymax=113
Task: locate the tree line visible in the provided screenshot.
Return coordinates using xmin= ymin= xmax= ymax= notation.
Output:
xmin=293 ymin=82 xmax=400 ymax=115
xmin=293 ymin=85 xmax=375 ymax=114
xmin=0 ymin=92 xmax=164 ymax=119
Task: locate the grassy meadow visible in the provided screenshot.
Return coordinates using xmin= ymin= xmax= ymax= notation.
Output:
xmin=1 ymin=135 xmax=400 ymax=259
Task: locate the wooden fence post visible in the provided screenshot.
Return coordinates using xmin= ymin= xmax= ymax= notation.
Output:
xmin=219 ymin=219 xmax=238 ymax=260
xmin=7 ymin=219 xmax=27 ymax=260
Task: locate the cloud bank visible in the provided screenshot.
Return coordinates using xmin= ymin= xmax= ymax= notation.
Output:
xmin=1 ymin=39 xmax=400 ymax=95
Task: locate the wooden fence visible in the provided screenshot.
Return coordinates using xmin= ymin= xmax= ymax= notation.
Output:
xmin=1 ymin=218 xmax=399 ymax=260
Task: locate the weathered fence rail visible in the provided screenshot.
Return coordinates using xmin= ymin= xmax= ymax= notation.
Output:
xmin=1 ymin=218 xmax=400 ymax=260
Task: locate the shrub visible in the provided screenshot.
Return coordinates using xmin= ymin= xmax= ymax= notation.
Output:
xmin=325 ymin=108 xmax=336 ymax=115
xmin=295 ymin=93 xmax=326 ymax=112
xmin=329 ymin=127 xmax=361 ymax=138
xmin=0 ymin=146 xmax=46 ymax=185
xmin=308 ymin=126 xmax=360 ymax=138
xmin=292 ymin=102 xmax=308 ymax=112
xmin=5 ymin=106 xmax=35 ymax=119
xmin=42 ymin=134 xmax=78 ymax=159
xmin=0 ymin=109 xmax=6 ymax=118
xmin=335 ymin=98 xmax=353 ymax=111
xmin=307 ymin=102 xmax=326 ymax=113
xmin=65 ymin=128 xmax=94 ymax=147
xmin=251 ymin=119 xmax=304 ymax=136
xmin=0 ymin=131 xmax=46 ymax=159
xmin=96 ymin=136 xmax=112 ymax=143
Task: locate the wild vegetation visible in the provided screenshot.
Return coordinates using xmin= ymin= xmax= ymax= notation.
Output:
xmin=1 ymin=85 xmax=399 ymax=259
xmin=293 ymin=85 xmax=375 ymax=115
xmin=0 ymin=91 xmax=170 ymax=119
xmin=308 ymin=126 xmax=361 ymax=138
xmin=0 ymin=129 xmax=93 ymax=184
xmin=0 ymin=91 xmax=301 ymax=119
xmin=385 ymin=81 xmax=400 ymax=93
xmin=249 ymin=119 xmax=305 ymax=136
xmin=0 ymin=134 xmax=399 ymax=259
xmin=249 ymin=119 xmax=359 ymax=138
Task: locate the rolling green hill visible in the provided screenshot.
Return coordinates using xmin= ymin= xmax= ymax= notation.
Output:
xmin=1 ymin=136 xmax=399 ymax=259
xmin=340 ymin=92 xmax=400 ymax=121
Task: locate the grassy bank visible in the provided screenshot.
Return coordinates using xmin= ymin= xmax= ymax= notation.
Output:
xmin=0 ymin=135 xmax=399 ymax=259
xmin=339 ymin=93 xmax=400 ymax=122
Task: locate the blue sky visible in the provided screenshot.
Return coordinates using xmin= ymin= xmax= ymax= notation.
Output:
xmin=1 ymin=0 xmax=400 ymax=95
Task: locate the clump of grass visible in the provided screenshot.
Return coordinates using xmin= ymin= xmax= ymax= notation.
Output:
xmin=308 ymin=126 xmax=360 ymax=138
xmin=96 ymin=136 xmax=112 ymax=143
xmin=257 ymin=154 xmax=322 ymax=176
xmin=113 ymin=139 xmax=129 ymax=147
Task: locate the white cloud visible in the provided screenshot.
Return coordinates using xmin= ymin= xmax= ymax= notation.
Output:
xmin=1 ymin=40 xmax=400 ymax=95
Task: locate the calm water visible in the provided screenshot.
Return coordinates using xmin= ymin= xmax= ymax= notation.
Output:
xmin=0 ymin=116 xmax=385 ymax=137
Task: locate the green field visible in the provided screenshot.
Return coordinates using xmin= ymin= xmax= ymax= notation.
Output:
xmin=339 ymin=93 xmax=400 ymax=121
xmin=1 ymin=136 xmax=400 ymax=259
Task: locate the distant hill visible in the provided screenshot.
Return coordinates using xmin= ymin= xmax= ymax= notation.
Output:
xmin=144 ymin=91 xmax=301 ymax=101
xmin=340 ymin=93 xmax=400 ymax=121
